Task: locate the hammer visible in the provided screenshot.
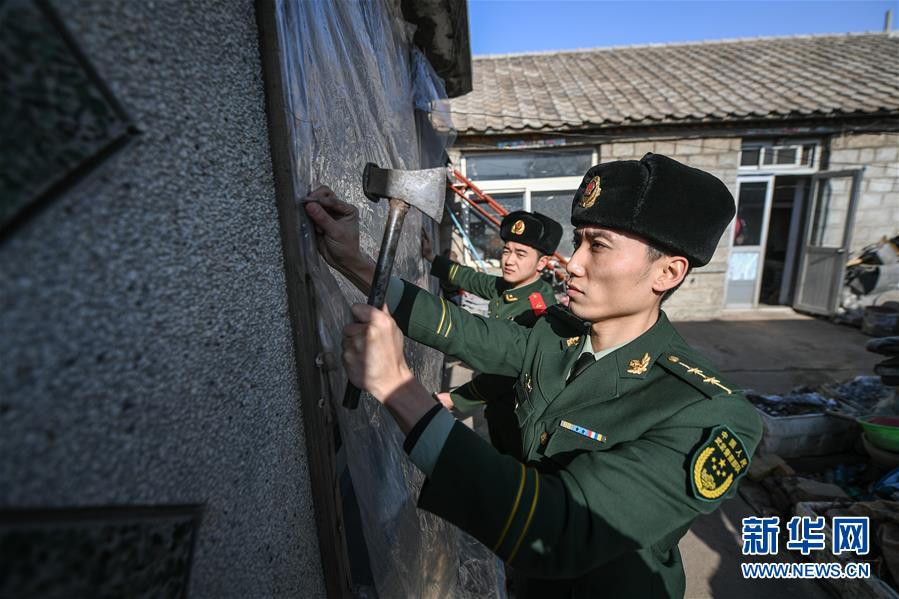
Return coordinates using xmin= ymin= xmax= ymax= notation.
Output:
xmin=343 ymin=163 xmax=447 ymax=409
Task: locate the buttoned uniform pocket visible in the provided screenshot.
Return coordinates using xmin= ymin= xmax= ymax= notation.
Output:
xmin=514 ymin=353 xmax=542 ymax=427
xmin=541 ymin=422 xmax=607 ymax=466
xmin=513 ymin=378 xmax=532 ymax=427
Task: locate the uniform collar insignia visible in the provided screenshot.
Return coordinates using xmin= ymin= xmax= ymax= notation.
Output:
xmin=626 ymin=352 xmax=651 ymax=375
xmin=615 ymin=312 xmax=675 ymax=379
xmin=565 ymin=336 xmax=579 ymax=348
xmin=504 ymin=293 xmax=518 ymax=302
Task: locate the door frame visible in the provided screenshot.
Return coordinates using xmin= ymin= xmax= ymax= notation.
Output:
xmin=777 ymin=177 xmax=810 ymax=306
xmin=793 ymin=168 xmax=864 ymax=315
xmin=727 ymin=174 xmax=776 ymax=308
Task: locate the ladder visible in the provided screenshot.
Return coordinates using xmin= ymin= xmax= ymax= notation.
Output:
xmin=448 ymin=169 xmax=569 ymax=266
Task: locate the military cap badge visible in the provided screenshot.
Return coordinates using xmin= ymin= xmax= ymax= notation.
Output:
xmin=579 ymin=176 xmax=601 ymax=208
xmin=511 ymin=219 xmax=526 ymax=235
xmin=690 ymin=426 xmax=749 ymax=501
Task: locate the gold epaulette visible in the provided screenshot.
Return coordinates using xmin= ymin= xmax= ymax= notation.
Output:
xmin=659 ymin=354 xmax=732 ymax=398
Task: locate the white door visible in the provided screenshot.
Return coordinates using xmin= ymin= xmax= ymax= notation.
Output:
xmin=726 ymin=176 xmax=775 ymax=307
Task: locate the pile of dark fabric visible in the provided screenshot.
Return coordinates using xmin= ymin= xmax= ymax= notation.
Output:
xmin=814 ymin=498 xmax=899 ymax=591
xmin=869 ymin=336 xmax=899 ymax=387
xmin=840 ymin=235 xmax=899 ymax=329
xmin=846 ymin=235 xmax=899 ymax=298
xmin=748 ymin=389 xmax=836 ymax=416
xmin=821 ymin=375 xmax=897 ymax=417
xmin=750 ymin=467 xmax=899 ymax=592
xmin=747 ymin=376 xmax=895 ymax=417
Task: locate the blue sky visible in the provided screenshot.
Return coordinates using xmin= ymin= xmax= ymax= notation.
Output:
xmin=468 ymin=0 xmax=898 ymax=55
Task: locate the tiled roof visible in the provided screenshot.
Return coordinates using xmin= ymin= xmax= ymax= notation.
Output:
xmin=448 ymin=33 xmax=899 ymax=134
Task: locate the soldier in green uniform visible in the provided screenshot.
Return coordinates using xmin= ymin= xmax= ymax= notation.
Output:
xmin=422 ymin=211 xmax=562 ymax=453
xmin=304 ymin=153 xmax=763 ymax=598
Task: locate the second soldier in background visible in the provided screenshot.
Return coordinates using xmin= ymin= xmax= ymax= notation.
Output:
xmin=422 ymin=211 xmax=563 ymax=454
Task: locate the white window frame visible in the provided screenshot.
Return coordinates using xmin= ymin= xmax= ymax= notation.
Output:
xmin=739 ymin=139 xmax=820 ymax=174
xmin=458 ymin=148 xmax=597 ymax=266
xmin=460 ymin=148 xmax=598 ymax=211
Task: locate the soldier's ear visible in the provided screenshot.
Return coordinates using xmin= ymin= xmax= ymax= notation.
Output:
xmin=652 ymin=255 xmax=689 ymax=294
xmin=536 ymin=254 xmax=551 ymax=271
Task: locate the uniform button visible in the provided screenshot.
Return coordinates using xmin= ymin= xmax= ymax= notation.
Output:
xmin=539 ymin=431 xmax=549 ymax=446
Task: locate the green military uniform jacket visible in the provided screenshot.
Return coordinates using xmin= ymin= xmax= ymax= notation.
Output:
xmin=393 ymin=280 xmax=762 ymax=598
xmin=430 ymin=254 xmax=556 ymax=428
xmin=430 ymin=254 xmax=556 ymax=325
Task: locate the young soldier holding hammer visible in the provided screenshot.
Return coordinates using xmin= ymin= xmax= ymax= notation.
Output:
xmin=304 ymin=153 xmax=762 ymax=598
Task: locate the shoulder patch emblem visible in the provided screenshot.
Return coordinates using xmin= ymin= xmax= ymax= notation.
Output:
xmin=627 ymin=352 xmax=651 ymax=375
xmin=511 ymin=219 xmax=526 ymax=235
xmin=690 ymin=426 xmax=749 ymax=501
xmin=528 ymin=292 xmax=547 ymax=317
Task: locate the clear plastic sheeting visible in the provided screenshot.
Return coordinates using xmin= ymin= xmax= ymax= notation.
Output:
xmin=272 ymin=1 xmax=501 ymax=597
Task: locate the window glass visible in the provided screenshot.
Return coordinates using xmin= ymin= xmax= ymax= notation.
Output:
xmin=809 ymin=178 xmax=851 ymax=248
xmin=774 ymin=147 xmax=797 ymax=165
xmin=467 ymin=209 xmax=504 ymax=262
xmin=801 ymin=144 xmax=816 ymax=167
xmin=467 ymin=151 xmax=593 ymax=181
xmin=741 ymin=141 xmax=817 ymax=169
xmin=488 ymin=192 xmax=525 ymax=214
xmin=733 ymin=182 xmax=768 ymax=246
xmin=740 ymin=147 xmax=761 ymax=167
xmin=465 ymin=192 xmax=524 ymax=262
xmin=530 ymin=190 xmax=576 ymax=256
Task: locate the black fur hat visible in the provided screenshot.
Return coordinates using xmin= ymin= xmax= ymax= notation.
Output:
xmin=570 ymin=153 xmax=735 ymax=266
xmin=500 ymin=210 xmax=563 ymax=256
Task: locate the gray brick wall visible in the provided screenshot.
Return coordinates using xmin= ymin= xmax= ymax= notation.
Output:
xmin=603 ymin=137 xmax=740 ymax=320
xmin=829 ymin=132 xmax=899 ymax=255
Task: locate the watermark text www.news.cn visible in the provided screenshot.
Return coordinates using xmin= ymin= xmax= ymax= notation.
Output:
xmin=740 ymin=515 xmax=870 ymax=579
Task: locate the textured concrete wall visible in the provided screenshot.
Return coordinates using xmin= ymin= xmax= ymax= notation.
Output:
xmin=0 ymin=1 xmax=326 ymax=597
xmin=602 ymin=137 xmax=741 ymax=320
xmin=828 ymin=132 xmax=899 ymax=255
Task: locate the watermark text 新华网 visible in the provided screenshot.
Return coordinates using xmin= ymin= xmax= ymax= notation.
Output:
xmin=740 ymin=515 xmax=871 ymax=579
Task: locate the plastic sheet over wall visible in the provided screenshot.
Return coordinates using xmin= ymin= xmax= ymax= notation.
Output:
xmin=272 ymin=1 xmax=499 ymax=597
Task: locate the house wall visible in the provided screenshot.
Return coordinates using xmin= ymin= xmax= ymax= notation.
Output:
xmin=270 ymin=2 xmax=501 ymax=596
xmin=0 ymin=1 xmax=326 ymax=597
xmin=828 ymin=132 xmax=899 ymax=255
xmin=449 ymin=137 xmax=740 ymax=319
xmin=602 ymin=137 xmax=742 ymax=320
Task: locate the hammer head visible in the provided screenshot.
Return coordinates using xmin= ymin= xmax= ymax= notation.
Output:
xmin=362 ymin=163 xmax=446 ymax=223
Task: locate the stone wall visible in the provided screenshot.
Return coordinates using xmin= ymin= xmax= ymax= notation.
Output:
xmin=602 ymin=137 xmax=741 ymax=320
xmin=828 ymin=132 xmax=899 ymax=255
xmin=0 ymin=1 xmax=326 ymax=596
